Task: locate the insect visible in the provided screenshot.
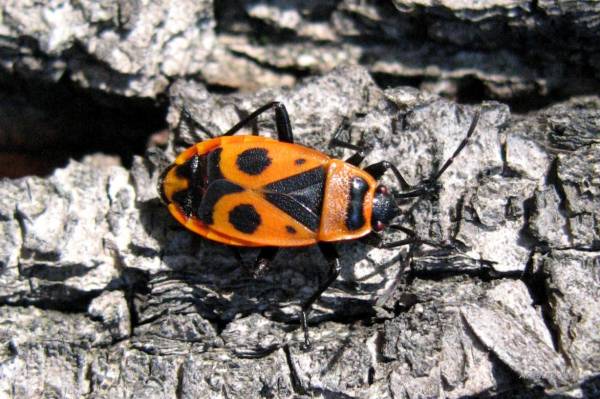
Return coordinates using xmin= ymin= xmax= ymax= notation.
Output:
xmin=158 ymin=102 xmax=480 ymax=348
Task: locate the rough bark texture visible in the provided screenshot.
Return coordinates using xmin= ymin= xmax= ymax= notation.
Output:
xmin=0 ymin=1 xmax=599 ymax=398
xmin=2 ymin=0 xmax=599 ymax=102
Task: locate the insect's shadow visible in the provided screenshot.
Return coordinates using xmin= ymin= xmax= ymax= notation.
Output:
xmin=136 ymin=199 xmax=387 ymax=336
xmin=134 ymin=106 xmax=493 ymax=350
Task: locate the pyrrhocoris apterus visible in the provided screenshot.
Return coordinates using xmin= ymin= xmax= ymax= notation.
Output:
xmin=159 ymin=102 xmax=480 ymax=348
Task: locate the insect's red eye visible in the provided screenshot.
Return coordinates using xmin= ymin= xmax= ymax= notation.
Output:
xmin=374 ymin=221 xmax=385 ymax=231
xmin=376 ymin=185 xmax=388 ymax=195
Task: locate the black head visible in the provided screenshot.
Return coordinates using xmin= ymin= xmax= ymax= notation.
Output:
xmin=371 ymin=185 xmax=399 ymax=232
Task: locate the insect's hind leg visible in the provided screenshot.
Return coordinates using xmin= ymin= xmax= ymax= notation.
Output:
xmin=253 ymin=247 xmax=279 ymax=277
xmin=222 ymin=102 xmax=294 ymax=143
xmin=299 ymin=242 xmax=341 ymax=350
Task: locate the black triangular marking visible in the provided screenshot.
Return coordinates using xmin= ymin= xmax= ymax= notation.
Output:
xmin=290 ymin=183 xmax=324 ymax=217
xmin=264 ymin=192 xmax=320 ymax=231
xmin=263 ymin=167 xmax=326 ymax=231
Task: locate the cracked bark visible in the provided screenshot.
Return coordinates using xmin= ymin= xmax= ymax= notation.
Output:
xmin=0 ymin=1 xmax=599 ymax=398
xmin=1 ymin=1 xmax=599 ymax=102
xmin=1 ymin=66 xmax=599 ymax=397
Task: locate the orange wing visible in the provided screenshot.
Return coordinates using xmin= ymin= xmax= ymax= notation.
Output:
xmin=168 ymin=136 xmax=333 ymax=247
xmin=214 ymin=136 xmax=331 ymax=187
xmin=205 ymin=188 xmax=319 ymax=247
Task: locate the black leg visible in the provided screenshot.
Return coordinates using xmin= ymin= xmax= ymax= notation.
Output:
xmin=223 ymin=102 xmax=294 ymax=143
xmin=233 ymin=106 xmax=259 ymax=136
xmin=362 ymin=228 xmax=454 ymax=250
xmin=299 ymin=243 xmax=341 ymax=349
xmin=245 ymin=247 xmax=279 ymax=278
xmin=328 ymin=118 xmax=367 ymax=166
xmin=345 ymin=151 xmax=367 ymax=167
xmin=361 ymin=231 xmax=414 ymax=248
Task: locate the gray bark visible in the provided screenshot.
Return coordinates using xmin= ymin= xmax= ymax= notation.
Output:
xmin=1 ymin=1 xmax=599 ymax=102
xmin=1 ymin=66 xmax=599 ymax=397
xmin=0 ymin=1 xmax=599 ymax=398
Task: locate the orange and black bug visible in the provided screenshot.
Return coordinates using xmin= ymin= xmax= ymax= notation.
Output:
xmin=158 ymin=102 xmax=480 ymax=348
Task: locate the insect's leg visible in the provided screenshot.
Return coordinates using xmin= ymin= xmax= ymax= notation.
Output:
xmin=223 ymin=102 xmax=294 ymax=143
xmin=361 ymin=231 xmax=416 ymax=248
xmin=365 ymin=161 xmax=439 ymax=198
xmin=362 ymin=228 xmax=452 ymax=249
xmin=328 ymin=118 xmax=367 ymax=166
xmin=299 ymin=243 xmax=341 ymax=349
xmin=233 ymin=106 xmax=260 ymax=136
xmin=246 ymin=247 xmax=279 ymax=278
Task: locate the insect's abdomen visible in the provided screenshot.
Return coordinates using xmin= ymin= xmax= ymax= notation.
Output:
xmin=318 ymin=160 xmax=376 ymax=242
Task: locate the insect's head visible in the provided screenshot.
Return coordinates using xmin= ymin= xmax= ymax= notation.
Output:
xmin=371 ymin=185 xmax=399 ymax=232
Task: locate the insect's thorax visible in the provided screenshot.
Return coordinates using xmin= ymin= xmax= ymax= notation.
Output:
xmin=318 ymin=160 xmax=376 ymax=241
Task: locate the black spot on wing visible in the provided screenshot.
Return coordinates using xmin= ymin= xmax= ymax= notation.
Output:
xmin=286 ymin=225 xmax=297 ymax=234
xmin=197 ymin=180 xmax=244 ymax=225
xmin=236 ymin=148 xmax=272 ymax=175
xmin=295 ymin=158 xmax=306 ymax=165
xmin=346 ymin=177 xmax=368 ymax=230
xmin=229 ymin=204 xmax=261 ymax=234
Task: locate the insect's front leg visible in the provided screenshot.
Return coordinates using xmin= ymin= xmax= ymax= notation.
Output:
xmin=363 ymin=161 xmax=412 ymax=192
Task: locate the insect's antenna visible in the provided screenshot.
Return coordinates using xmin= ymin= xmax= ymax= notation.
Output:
xmin=431 ymin=110 xmax=480 ymax=182
xmin=393 ymin=109 xmax=481 ymax=201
